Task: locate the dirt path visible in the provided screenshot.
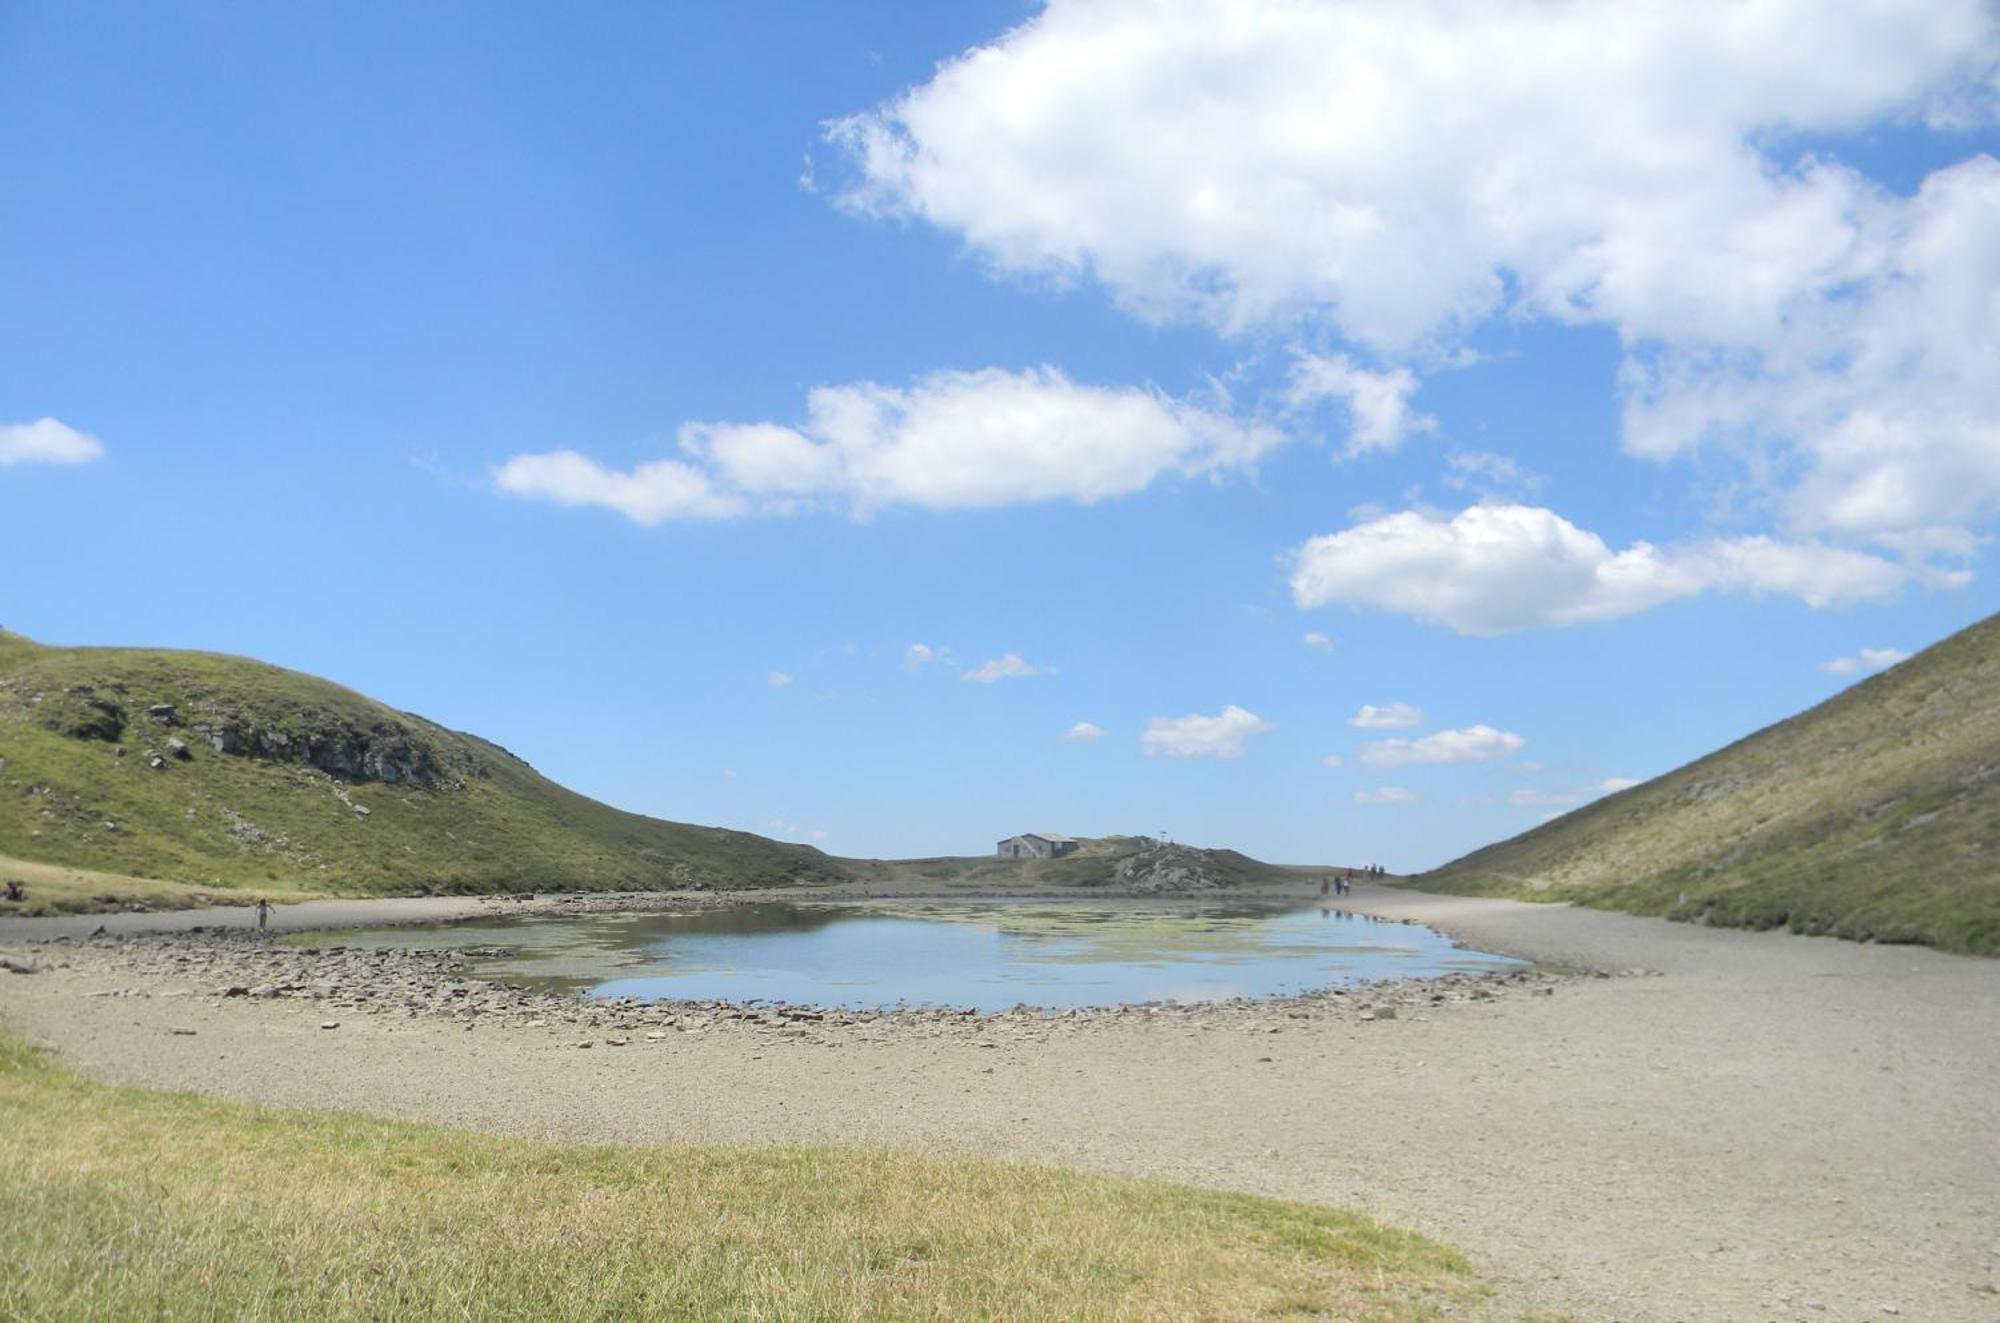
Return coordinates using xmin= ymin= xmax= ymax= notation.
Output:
xmin=4 ymin=885 xmax=1996 ymax=1322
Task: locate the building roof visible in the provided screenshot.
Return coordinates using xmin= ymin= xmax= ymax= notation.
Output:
xmin=1019 ymin=832 xmax=1075 ymax=843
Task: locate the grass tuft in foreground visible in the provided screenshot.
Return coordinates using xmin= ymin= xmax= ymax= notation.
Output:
xmin=0 ymin=1032 xmax=1484 ymax=1321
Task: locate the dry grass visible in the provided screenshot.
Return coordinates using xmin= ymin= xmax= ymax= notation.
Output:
xmin=0 ymin=853 xmax=326 ymax=918
xmin=0 ymin=1032 xmax=1485 ymax=1322
xmin=1422 ymin=612 xmax=2000 ymax=955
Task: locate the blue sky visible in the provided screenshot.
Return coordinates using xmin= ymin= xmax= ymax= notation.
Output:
xmin=4 ymin=2 xmax=1998 ymax=868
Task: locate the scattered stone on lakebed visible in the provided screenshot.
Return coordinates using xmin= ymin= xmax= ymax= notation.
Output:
xmin=58 ymin=914 xmax=1574 ymax=1056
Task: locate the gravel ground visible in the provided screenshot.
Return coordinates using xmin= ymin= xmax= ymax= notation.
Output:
xmin=3 ymin=882 xmax=1996 ymax=1323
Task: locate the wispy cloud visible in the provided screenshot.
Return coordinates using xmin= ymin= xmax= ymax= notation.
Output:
xmin=1354 ymin=787 xmax=1417 ymax=806
xmin=1443 ymin=450 xmax=1543 ymax=496
xmin=1286 ymin=352 xmax=1434 ymax=456
xmin=1818 ymin=647 xmax=1910 ymax=676
xmin=1349 ymin=702 xmax=1423 ymax=730
xmin=1361 ymin=725 xmax=1525 ymax=767
xmin=963 ymin=653 xmax=1052 ymax=683
xmin=1062 ymin=720 xmax=1107 ymax=741
xmin=904 ymin=642 xmax=958 ymax=673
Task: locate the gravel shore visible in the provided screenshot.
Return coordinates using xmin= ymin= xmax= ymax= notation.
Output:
xmin=4 ymin=882 xmax=1996 ymax=1322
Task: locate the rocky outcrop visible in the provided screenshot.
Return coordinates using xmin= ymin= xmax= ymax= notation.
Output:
xmin=32 ymin=687 xmax=126 ymax=743
xmin=189 ymin=717 xmax=460 ymax=789
xmin=1111 ymin=846 xmax=1233 ymax=893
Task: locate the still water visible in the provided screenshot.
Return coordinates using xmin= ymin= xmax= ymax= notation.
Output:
xmin=305 ymin=899 xmax=1522 ymax=1012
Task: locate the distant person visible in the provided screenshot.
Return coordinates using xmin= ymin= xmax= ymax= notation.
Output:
xmin=3 ymin=880 xmax=22 ymax=902
xmin=255 ymin=898 xmax=271 ymax=931
xmin=1320 ymin=876 xmax=1330 ymax=897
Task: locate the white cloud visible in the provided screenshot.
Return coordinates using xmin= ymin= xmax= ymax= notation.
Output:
xmin=1354 ymin=787 xmax=1417 ymax=806
xmin=0 ymin=418 xmax=104 ymax=469
xmin=1062 ymin=720 xmax=1107 ymax=741
xmin=1291 ymin=504 xmax=1911 ymax=634
xmin=495 ymin=450 xmax=743 ymax=523
xmin=1349 ymin=702 xmax=1423 ymax=730
xmin=1599 ymin=777 xmax=1643 ymax=793
xmin=1362 ymin=724 xmax=1526 ymax=768
xmin=766 ymin=670 xmax=794 ymax=687
xmin=831 ymin=1 xmax=2000 ymax=546
xmin=1818 ymin=646 xmax=1911 ymax=676
xmin=499 ymin=366 xmax=1282 ymax=523
xmin=1620 ymin=158 xmax=2000 ymax=544
xmin=962 ymin=652 xmax=1051 ymax=683
xmin=1302 ymin=630 xmax=1334 ymax=652
xmin=1141 ymin=705 xmax=1272 ymax=760
xmin=1286 ymin=353 xmax=1433 ymax=456
xmin=1321 ymin=754 xmax=1343 ymax=768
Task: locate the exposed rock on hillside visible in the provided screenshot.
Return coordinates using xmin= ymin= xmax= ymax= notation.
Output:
xmin=1112 ymin=846 xmax=1234 ymax=893
xmin=0 ymin=628 xmax=849 ymax=896
xmin=25 ymin=686 xmax=127 ymax=743
xmin=187 ymin=716 xmax=463 ymax=790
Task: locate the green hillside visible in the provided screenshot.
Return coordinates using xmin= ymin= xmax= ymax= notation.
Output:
xmin=1419 ymin=612 xmax=2000 ymax=955
xmin=0 ymin=630 xmax=846 ymax=900
xmin=842 ymin=835 xmax=1300 ymax=891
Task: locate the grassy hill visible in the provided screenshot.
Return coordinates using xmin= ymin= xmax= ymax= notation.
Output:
xmin=842 ymin=835 xmax=1301 ymax=891
xmin=0 ymin=630 xmax=846 ymax=904
xmin=1418 ymin=612 xmax=2000 ymax=955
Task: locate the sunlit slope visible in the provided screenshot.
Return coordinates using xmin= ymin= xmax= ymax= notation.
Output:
xmin=1419 ymin=613 xmax=2000 ymax=955
xmin=0 ymin=630 xmax=844 ymax=895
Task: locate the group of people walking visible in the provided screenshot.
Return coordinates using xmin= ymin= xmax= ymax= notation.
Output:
xmin=1320 ymin=863 xmax=1385 ymax=897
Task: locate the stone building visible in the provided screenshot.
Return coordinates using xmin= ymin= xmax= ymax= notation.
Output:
xmin=996 ymin=832 xmax=1079 ymax=860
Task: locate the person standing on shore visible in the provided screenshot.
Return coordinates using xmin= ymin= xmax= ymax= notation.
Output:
xmin=255 ymin=898 xmax=270 ymax=931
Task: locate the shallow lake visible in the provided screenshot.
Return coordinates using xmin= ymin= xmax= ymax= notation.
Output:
xmin=302 ymin=899 xmax=1522 ymax=1011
